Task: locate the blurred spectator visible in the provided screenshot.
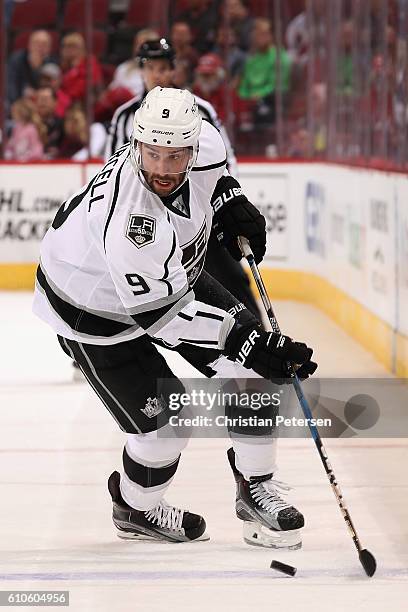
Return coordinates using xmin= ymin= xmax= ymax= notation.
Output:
xmin=7 ymin=30 xmax=53 ymax=105
xmin=34 ymin=87 xmax=64 ymax=158
xmin=5 ymin=0 xmax=16 ymax=27
xmin=193 ymin=53 xmax=232 ymax=122
xmin=38 ymin=63 xmax=71 ymax=118
xmin=238 ymin=18 xmax=292 ymax=125
xmin=58 ymin=103 xmax=108 ymax=160
xmin=71 ymin=122 xmax=108 ymax=160
xmin=109 ymin=0 xmax=130 ymax=24
xmin=60 ymin=32 xmax=103 ymax=106
xmin=311 ymin=83 xmax=327 ymax=155
xmin=285 ymin=0 xmax=327 ymax=68
xmin=5 ymin=98 xmax=45 ymax=161
xmin=172 ymin=59 xmax=190 ymax=89
xmin=337 ymin=20 xmax=355 ymax=96
xmin=287 ymin=125 xmax=310 ymax=158
xmin=175 ymin=0 xmax=220 ymax=53
xmin=58 ymin=104 xmax=88 ymax=158
xmin=170 ymin=21 xmax=199 ymax=84
xmin=222 ymin=0 xmax=254 ymax=51
xmin=369 ymin=0 xmax=397 ymax=55
xmin=369 ymin=25 xmax=397 ymax=145
xmin=108 ymin=28 xmax=159 ymax=97
xmin=94 ymin=87 xmax=134 ymax=124
xmin=213 ymin=25 xmax=246 ymax=88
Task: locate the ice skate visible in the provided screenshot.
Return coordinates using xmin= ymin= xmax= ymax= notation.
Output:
xmin=227 ymin=448 xmax=304 ymax=549
xmin=108 ymin=471 xmax=209 ymax=543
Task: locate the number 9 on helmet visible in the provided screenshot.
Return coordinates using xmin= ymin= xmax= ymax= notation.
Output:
xmin=130 ymin=87 xmax=202 ymax=196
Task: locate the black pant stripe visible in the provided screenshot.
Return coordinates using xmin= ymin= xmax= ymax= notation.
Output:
xmin=123 ymin=446 xmax=180 ymax=488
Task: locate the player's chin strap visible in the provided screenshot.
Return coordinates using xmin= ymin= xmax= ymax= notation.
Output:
xmin=237 ymin=236 xmax=377 ymax=578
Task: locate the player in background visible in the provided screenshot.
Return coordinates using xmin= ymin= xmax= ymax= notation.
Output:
xmin=105 ymin=38 xmax=261 ymax=319
xmin=33 ymin=88 xmax=317 ymax=545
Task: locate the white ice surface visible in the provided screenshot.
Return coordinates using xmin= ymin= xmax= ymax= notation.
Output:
xmin=0 ymin=292 xmax=407 ymax=611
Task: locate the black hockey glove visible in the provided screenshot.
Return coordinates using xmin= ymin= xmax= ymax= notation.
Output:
xmin=211 ymin=175 xmax=266 ymax=264
xmin=224 ymin=322 xmax=318 ymax=380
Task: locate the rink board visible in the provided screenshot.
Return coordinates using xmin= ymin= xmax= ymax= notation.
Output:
xmin=0 ymin=160 xmax=406 ymax=374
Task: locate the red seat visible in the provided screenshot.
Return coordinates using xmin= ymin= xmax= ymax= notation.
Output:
xmin=101 ymin=63 xmax=116 ymax=87
xmin=173 ymin=0 xmax=190 ymax=13
xmin=287 ymin=0 xmax=306 ymax=19
xmin=13 ymin=29 xmax=60 ymax=53
xmin=62 ymin=0 xmax=109 ymax=30
xmin=125 ymin=0 xmax=167 ymax=30
xmin=11 ymin=0 xmax=57 ymax=29
xmin=248 ymin=0 xmax=271 ymax=17
xmin=90 ymin=30 xmax=108 ymax=57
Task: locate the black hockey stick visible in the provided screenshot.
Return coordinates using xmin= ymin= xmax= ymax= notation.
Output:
xmin=238 ymin=236 xmax=377 ymax=577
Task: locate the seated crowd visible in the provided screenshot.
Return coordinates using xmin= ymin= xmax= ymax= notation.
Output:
xmin=4 ymin=0 xmax=396 ymax=160
xmin=4 ymin=0 xmax=305 ymax=160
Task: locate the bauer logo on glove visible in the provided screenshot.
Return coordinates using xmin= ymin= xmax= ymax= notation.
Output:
xmin=211 ymin=175 xmax=266 ymax=264
xmin=225 ymin=323 xmax=318 ymax=381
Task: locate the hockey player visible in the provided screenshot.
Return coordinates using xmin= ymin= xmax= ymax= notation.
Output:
xmin=105 ymin=38 xmax=260 ymax=319
xmin=33 ymin=87 xmax=317 ymax=545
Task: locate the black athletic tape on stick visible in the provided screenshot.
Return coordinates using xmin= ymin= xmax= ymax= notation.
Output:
xmin=238 ymin=236 xmax=377 ymax=578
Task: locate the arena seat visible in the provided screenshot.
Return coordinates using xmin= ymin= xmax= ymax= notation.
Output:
xmin=62 ymin=0 xmax=109 ymax=30
xmin=125 ymin=0 xmax=167 ymax=29
xmin=10 ymin=0 xmax=57 ymax=29
xmin=248 ymin=0 xmax=271 ymax=17
xmin=90 ymin=30 xmax=108 ymax=57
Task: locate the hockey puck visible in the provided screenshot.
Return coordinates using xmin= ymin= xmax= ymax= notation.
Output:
xmin=270 ymin=560 xmax=297 ymax=576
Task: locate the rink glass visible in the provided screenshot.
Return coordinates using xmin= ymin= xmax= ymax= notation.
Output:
xmin=1 ymin=0 xmax=406 ymax=168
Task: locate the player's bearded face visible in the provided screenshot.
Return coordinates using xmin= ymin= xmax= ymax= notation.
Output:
xmin=139 ymin=143 xmax=193 ymax=196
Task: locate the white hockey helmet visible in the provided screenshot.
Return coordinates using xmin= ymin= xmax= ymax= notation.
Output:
xmin=130 ymin=87 xmax=202 ymax=194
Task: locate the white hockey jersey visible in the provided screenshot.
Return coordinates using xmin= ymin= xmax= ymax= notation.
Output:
xmin=33 ymin=120 xmax=235 ymax=348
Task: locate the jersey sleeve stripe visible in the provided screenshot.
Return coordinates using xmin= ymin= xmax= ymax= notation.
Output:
xmin=125 ymin=282 xmax=190 ymax=315
xmin=162 ymin=231 xmax=177 ymax=281
xmin=196 ymin=310 xmax=224 ymax=321
xmin=161 ymin=279 xmax=173 ymax=296
xmin=177 ymin=312 xmax=194 ymax=321
xmin=178 ymin=338 xmax=219 ymax=346
xmin=38 ymin=263 xmax=134 ymax=323
xmin=103 ymin=156 xmax=128 ymax=252
xmin=36 ymin=265 xmax=136 ymax=338
xmin=130 ymin=289 xmax=193 ymax=330
xmin=159 ymin=231 xmax=177 ymax=297
xmin=141 ymin=290 xmax=195 ymax=336
xmin=192 ymin=158 xmax=227 ymax=172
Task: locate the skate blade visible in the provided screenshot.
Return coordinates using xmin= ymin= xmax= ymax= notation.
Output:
xmin=242 ymin=521 xmax=302 ymax=550
xmin=116 ymin=528 xmax=210 ymax=543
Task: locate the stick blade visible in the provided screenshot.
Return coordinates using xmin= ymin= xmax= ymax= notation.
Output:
xmin=359 ymin=549 xmax=377 ymax=577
